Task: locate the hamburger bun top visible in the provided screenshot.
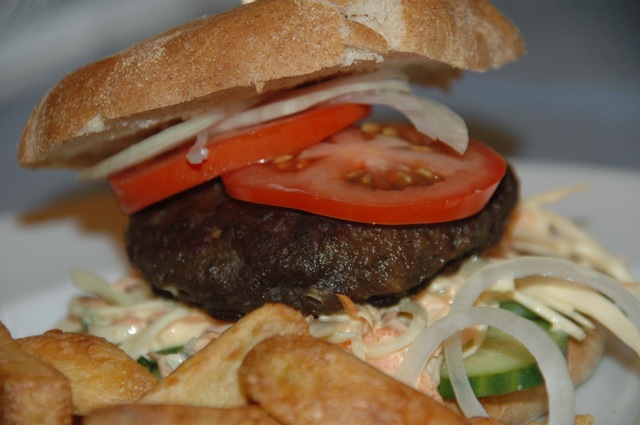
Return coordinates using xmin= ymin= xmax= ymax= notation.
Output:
xmin=18 ymin=0 xmax=524 ymax=169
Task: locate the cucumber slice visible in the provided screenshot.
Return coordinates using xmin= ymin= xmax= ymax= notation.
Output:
xmin=438 ymin=321 xmax=568 ymax=399
xmin=137 ymin=345 xmax=183 ymax=379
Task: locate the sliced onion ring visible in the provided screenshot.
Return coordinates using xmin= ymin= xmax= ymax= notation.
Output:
xmin=397 ymin=257 xmax=640 ymax=425
xmin=450 ymin=257 xmax=640 ymax=334
xmin=445 ymin=256 xmax=640 ymax=421
xmin=330 ymin=90 xmax=468 ymax=154
xmin=395 ymin=306 xmax=576 ymax=425
xmin=79 ymin=69 xmax=470 ymax=180
xmin=78 ymin=71 xmax=410 ymax=180
xmin=364 ymin=299 xmax=428 ymax=360
xmin=77 ymin=98 xmax=256 ymax=180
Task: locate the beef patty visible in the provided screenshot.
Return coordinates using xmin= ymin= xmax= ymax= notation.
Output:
xmin=126 ymin=167 xmax=518 ymax=321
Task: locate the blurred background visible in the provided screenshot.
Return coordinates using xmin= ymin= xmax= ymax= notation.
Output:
xmin=1 ymin=0 xmax=639 ymax=215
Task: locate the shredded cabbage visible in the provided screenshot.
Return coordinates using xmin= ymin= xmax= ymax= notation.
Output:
xmin=71 ymin=269 xmax=144 ymax=306
xmin=60 ymin=274 xmax=230 ymax=362
xmin=61 ymin=187 xmax=640 ymax=419
xmin=509 ymin=186 xmax=635 ymax=282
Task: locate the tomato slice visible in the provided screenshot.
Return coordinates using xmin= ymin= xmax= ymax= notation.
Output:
xmin=222 ymin=124 xmax=507 ymax=225
xmin=109 ymin=104 xmax=371 ymax=213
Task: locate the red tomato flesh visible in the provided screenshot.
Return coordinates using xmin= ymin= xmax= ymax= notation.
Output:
xmin=222 ymin=124 xmax=507 ymax=225
xmin=109 ymin=104 xmax=372 ymax=213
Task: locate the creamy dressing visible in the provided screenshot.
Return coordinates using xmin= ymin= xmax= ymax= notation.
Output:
xmin=59 ymin=273 xmax=231 ymax=361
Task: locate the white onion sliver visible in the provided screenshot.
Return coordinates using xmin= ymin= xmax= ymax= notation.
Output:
xmin=395 ymin=306 xmax=575 ymax=424
xmin=365 ymin=299 xmax=428 ymax=359
xmin=308 ymin=319 xmax=345 ymax=339
xmin=185 ymin=131 xmax=211 ymax=165
xmin=210 ymin=78 xmax=410 ymax=134
xmin=119 ymin=308 xmax=191 ymax=359
xmin=332 ymin=90 xmax=469 ymax=154
xmin=79 ymin=71 xmax=410 ymax=180
xmin=71 ymin=269 xmax=141 ymax=306
xmin=78 ymin=104 xmax=248 ymax=180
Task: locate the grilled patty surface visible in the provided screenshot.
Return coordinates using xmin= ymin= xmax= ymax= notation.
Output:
xmin=126 ymin=167 xmax=518 ymax=320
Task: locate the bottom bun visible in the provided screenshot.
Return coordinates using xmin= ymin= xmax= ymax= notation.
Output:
xmin=444 ymin=325 xmax=606 ymax=425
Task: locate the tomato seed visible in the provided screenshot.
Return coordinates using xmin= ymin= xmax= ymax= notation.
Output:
xmin=346 ymin=169 xmax=365 ymax=180
xmin=382 ymin=126 xmax=399 ymax=137
xmin=416 ymin=168 xmax=434 ymax=180
xmin=360 ymin=173 xmax=373 ymax=186
xmin=295 ymin=159 xmax=310 ymax=170
xmin=361 ymin=122 xmax=382 ymax=134
xmin=396 ymin=171 xmax=412 ymax=185
xmin=273 ymin=154 xmax=293 ymax=165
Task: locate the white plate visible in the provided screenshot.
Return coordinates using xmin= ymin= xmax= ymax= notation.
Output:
xmin=1 ymin=161 xmax=639 ymax=424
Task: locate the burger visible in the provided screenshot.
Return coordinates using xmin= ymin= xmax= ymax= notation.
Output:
xmin=18 ymin=0 xmax=524 ymax=320
xmin=17 ymin=1 xmax=640 ymax=424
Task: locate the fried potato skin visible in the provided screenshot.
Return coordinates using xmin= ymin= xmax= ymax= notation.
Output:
xmin=82 ymin=404 xmax=282 ymax=425
xmin=17 ymin=329 xmax=157 ymax=416
xmin=140 ymin=304 xmax=310 ymax=408
xmin=239 ymin=335 xmax=470 ymax=425
xmin=0 ymin=322 xmax=72 ymax=425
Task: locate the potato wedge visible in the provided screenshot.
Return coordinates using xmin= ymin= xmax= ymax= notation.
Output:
xmin=17 ymin=329 xmax=157 ymax=415
xmin=140 ymin=303 xmax=309 ymax=408
xmin=0 ymin=322 xmax=72 ymax=425
xmin=239 ymin=335 xmax=470 ymax=425
xmin=82 ymin=404 xmax=282 ymax=425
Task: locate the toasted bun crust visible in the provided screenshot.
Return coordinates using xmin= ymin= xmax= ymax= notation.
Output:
xmin=445 ymin=325 xmax=606 ymax=425
xmin=19 ymin=0 xmax=524 ymax=169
